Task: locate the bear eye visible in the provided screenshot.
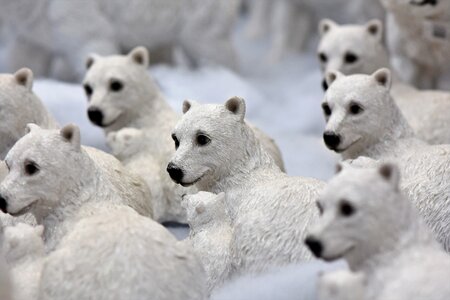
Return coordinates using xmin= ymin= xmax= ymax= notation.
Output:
xmin=171 ymin=134 xmax=180 ymax=150
xmin=322 ymin=103 xmax=332 ymax=117
xmin=349 ymin=102 xmax=364 ymax=115
xmin=110 ymin=80 xmax=123 ymax=92
xmin=344 ymin=52 xmax=358 ymax=64
xmin=196 ymin=134 xmax=211 ymax=146
xmin=24 ymin=161 xmax=39 ymax=176
xmin=318 ymin=52 xmax=328 ymax=63
xmin=316 ymin=201 xmax=324 ymax=215
xmin=83 ymin=84 xmax=93 ymax=97
xmin=339 ymin=200 xmax=355 ymax=217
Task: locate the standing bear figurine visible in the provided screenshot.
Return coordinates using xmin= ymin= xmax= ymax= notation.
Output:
xmin=168 ymin=96 xmax=324 ymax=284
xmin=85 ymin=47 xmax=285 ymax=223
xmin=306 ymin=163 xmax=450 ymax=300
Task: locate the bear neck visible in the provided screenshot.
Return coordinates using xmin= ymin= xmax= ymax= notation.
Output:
xmin=350 ymin=197 xmax=436 ymax=275
xmin=200 ymin=124 xmax=277 ymax=194
xmin=343 ymin=96 xmax=417 ymax=160
xmin=38 ymin=149 xmax=113 ymax=248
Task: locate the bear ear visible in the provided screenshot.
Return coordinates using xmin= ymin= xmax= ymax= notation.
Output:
xmin=378 ymin=163 xmax=400 ymax=189
xmin=335 ymin=163 xmax=344 ymax=174
xmin=24 ymin=123 xmax=41 ymax=135
xmin=60 ymin=124 xmax=81 ymax=151
xmin=195 ymin=204 xmax=206 ymax=215
xmin=325 ymin=70 xmax=342 ymax=87
xmin=128 ymin=46 xmax=149 ymax=67
xmin=372 ymin=68 xmax=391 ymax=89
xmin=365 ymin=19 xmax=383 ymax=41
xmin=14 ymin=68 xmax=33 ymax=90
xmin=319 ymin=19 xmax=337 ymax=36
xmin=225 ymin=96 xmax=246 ymax=121
xmin=34 ymin=225 xmax=44 ymax=237
xmin=86 ymin=54 xmax=100 ymax=70
xmin=182 ymin=100 xmax=200 ymax=114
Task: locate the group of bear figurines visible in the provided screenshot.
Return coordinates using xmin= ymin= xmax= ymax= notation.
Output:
xmin=1 ymin=4 xmax=450 ymax=300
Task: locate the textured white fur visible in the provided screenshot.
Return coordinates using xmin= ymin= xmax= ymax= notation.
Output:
xmin=0 ymin=69 xmax=58 ymax=159
xmin=379 ymin=0 xmax=450 ymax=89
xmin=308 ymin=164 xmax=450 ymax=300
xmin=245 ymin=0 xmax=384 ymax=62
xmin=88 ymin=48 xmax=285 ymax=222
xmin=0 ymin=0 xmax=240 ymax=80
xmin=317 ymin=270 xmax=366 ymax=300
xmin=0 ymin=124 xmax=153 ymax=252
xmin=2 ymin=223 xmax=44 ymax=300
xmin=0 ymin=251 xmax=11 ymax=300
xmin=322 ymin=70 xmax=450 ymax=250
xmin=170 ymin=97 xmax=324 ymax=280
xmin=182 ymin=191 xmax=232 ymax=293
xmin=317 ymin=20 xmax=450 ymax=144
xmin=39 ymin=203 xmax=207 ymax=300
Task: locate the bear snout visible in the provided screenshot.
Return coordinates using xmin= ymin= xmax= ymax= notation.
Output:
xmin=304 ymin=235 xmax=323 ymax=258
xmin=166 ymin=162 xmax=184 ymax=183
xmin=87 ymin=107 xmax=104 ymax=126
xmin=0 ymin=195 xmax=8 ymax=213
xmin=323 ymin=131 xmax=341 ymax=150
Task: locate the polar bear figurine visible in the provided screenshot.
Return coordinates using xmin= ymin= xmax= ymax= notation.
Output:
xmin=0 ymin=68 xmax=58 ymax=159
xmin=379 ymin=0 xmax=450 ymax=90
xmin=39 ymin=203 xmax=206 ymax=300
xmin=317 ymin=270 xmax=366 ymax=300
xmin=168 ymin=96 xmax=324 ymax=279
xmin=317 ymin=19 xmax=450 ymax=144
xmin=2 ymin=223 xmax=45 ymax=300
xmin=0 ymin=0 xmax=240 ymax=80
xmin=0 ymin=124 xmax=153 ymax=251
xmin=322 ymin=69 xmax=450 ymax=250
xmin=85 ymin=47 xmax=285 ymax=222
xmin=306 ymin=163 xmax=450 ymax=300
xmin=181 ymin=191 xmax=232 ymax=293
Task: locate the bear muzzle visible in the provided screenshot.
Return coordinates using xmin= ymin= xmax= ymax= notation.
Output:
xmin=166 ymin=162 xmax=184 ymax=184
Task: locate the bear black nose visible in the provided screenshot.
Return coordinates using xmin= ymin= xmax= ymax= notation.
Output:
xmin=0 ymin=195 xmax=8 ymax=213
xmin=305 ymin=236 xmax=323 ymax=258
xmin=87 ymin=107 xmax=104 ymax=126
xmin=323 ymin=131 xmax=341 ymax=150
xmin=322 ymin=78 xmax=328 ymax=91
xmin=167 ymin=162 xmax=184 ymax=183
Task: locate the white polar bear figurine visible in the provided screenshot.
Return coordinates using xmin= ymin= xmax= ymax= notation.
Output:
xmin=317 ymin=19 xmax=450 ymax=145
xmin=85 ymin=47 xmax=285 ymax=222
xmin=181 ymin=191 xmax=232 ymax=293
xmin=321 ymin=69 xmax=450 ymax=250
xmin=379 ymin=0 xmax=450 ymax=90
xmin=317 ymin=270 xmax=366 ymax=300
xmin=0 ymin=0 xmax=240 ymax=80
xmin=39 ymin=203 xmax=206 ymax=300
xmin=168 ymin=97 xmax=324 ymax=279
xmin=0 ymin=124 xmax=153 ymax=251
xmin=306 ymin=163 xmax=450 ymax=300
xmin=0 ymin=68 xmax=58 ymax=159
xmin=2 ymin=223 xmax=45 ymax=300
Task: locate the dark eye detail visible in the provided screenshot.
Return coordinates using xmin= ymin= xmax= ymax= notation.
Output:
xmin=344 ymin=52 xmax=358 ymax=64
xmin=24 ymin=161 xmax=39 ymax=176
xmin=110 ymin=80 xmax=123 ymax=92
xmin=322 ymin=103 xmax=332 ymax=117
xmin=339 ymin=200 xmax=355 ymax=217
xmin=83 ymin=84 xmax=93 ymax=97
xmin=349 ymin=102 xmax=363 ymax=115
xmin=171 ymin=134 xmax=180 ymax=150
xmin=196 ymin=134 xmax=211 ymax=146
xmin=318 ymin=52 xmax=328 ymax=63
xmin=316 ymin=202 xmax=324 ymax=215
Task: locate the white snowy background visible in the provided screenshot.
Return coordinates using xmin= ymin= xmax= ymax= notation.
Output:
xmin=8 ymin=15 xmax=343 ymax=300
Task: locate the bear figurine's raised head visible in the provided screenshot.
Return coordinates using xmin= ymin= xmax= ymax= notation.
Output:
xmin=321 ymin=68 xmax=399 ymax=160
xmin=168 ymin=96 xmax=259 ymax=190
xmin=181 ymin=191 xmax=229 ymax=228
xmin=83 ymin=46 xmax=156 ymax=132
xmin=0 ymin=124 xmax=84 ymax=220
xmin=317 ymin=19 xmax=388 ymax=90
xmin=305 ymin=162 xmax=412 ymax=270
